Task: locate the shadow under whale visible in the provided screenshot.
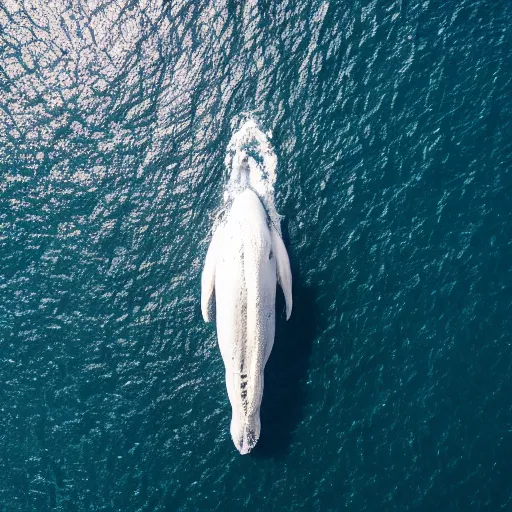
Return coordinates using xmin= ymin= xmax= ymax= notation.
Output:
xmin=252 ymin=229 xmax=320 ymax=458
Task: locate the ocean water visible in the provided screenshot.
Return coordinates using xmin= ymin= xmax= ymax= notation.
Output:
xmin=1 ymin=0 xmax=511 ymax=510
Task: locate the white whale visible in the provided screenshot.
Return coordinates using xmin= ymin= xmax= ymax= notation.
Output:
xmin=201 ymin=123 xmax=292 ymax=454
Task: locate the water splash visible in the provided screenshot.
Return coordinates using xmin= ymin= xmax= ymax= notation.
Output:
xmin=223 ymin=118 xmax=282 ymax=235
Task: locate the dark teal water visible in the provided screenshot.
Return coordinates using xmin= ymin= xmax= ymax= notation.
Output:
xmin=1 ymin=0 xmax=512 ymax=510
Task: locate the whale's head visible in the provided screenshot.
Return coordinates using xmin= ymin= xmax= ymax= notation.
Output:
xmin=223 ymin=118 xmax=281 ymax=235
xmin=231 ymin=150 xmax=250 ymax=186
xmin=224 ymin=148 xmax=259 ymax=203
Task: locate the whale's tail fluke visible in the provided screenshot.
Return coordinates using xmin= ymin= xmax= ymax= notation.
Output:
xmin=230 ymin=412 xmax=261 ymax=455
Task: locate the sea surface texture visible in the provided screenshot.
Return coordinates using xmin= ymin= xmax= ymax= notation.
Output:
xmin=1 ymin=0 xmax=511 ymax=511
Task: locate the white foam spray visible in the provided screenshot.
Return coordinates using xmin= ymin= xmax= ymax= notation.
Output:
xmin=223 ymin=118 xmax=282 ymax=236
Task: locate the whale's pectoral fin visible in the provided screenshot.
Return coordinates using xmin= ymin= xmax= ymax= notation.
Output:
xmin=270 ymin=226 xmax=293 ymax=320
xmin=201 ymin=226 xmax=223 ymax=322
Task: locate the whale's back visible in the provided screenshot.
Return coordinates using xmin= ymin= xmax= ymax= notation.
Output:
xmin=215 ymin=189 xmax=277 ymax=454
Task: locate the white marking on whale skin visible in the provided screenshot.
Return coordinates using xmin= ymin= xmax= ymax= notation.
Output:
xmin=201 ymin=119 xmax=292 ymax=454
